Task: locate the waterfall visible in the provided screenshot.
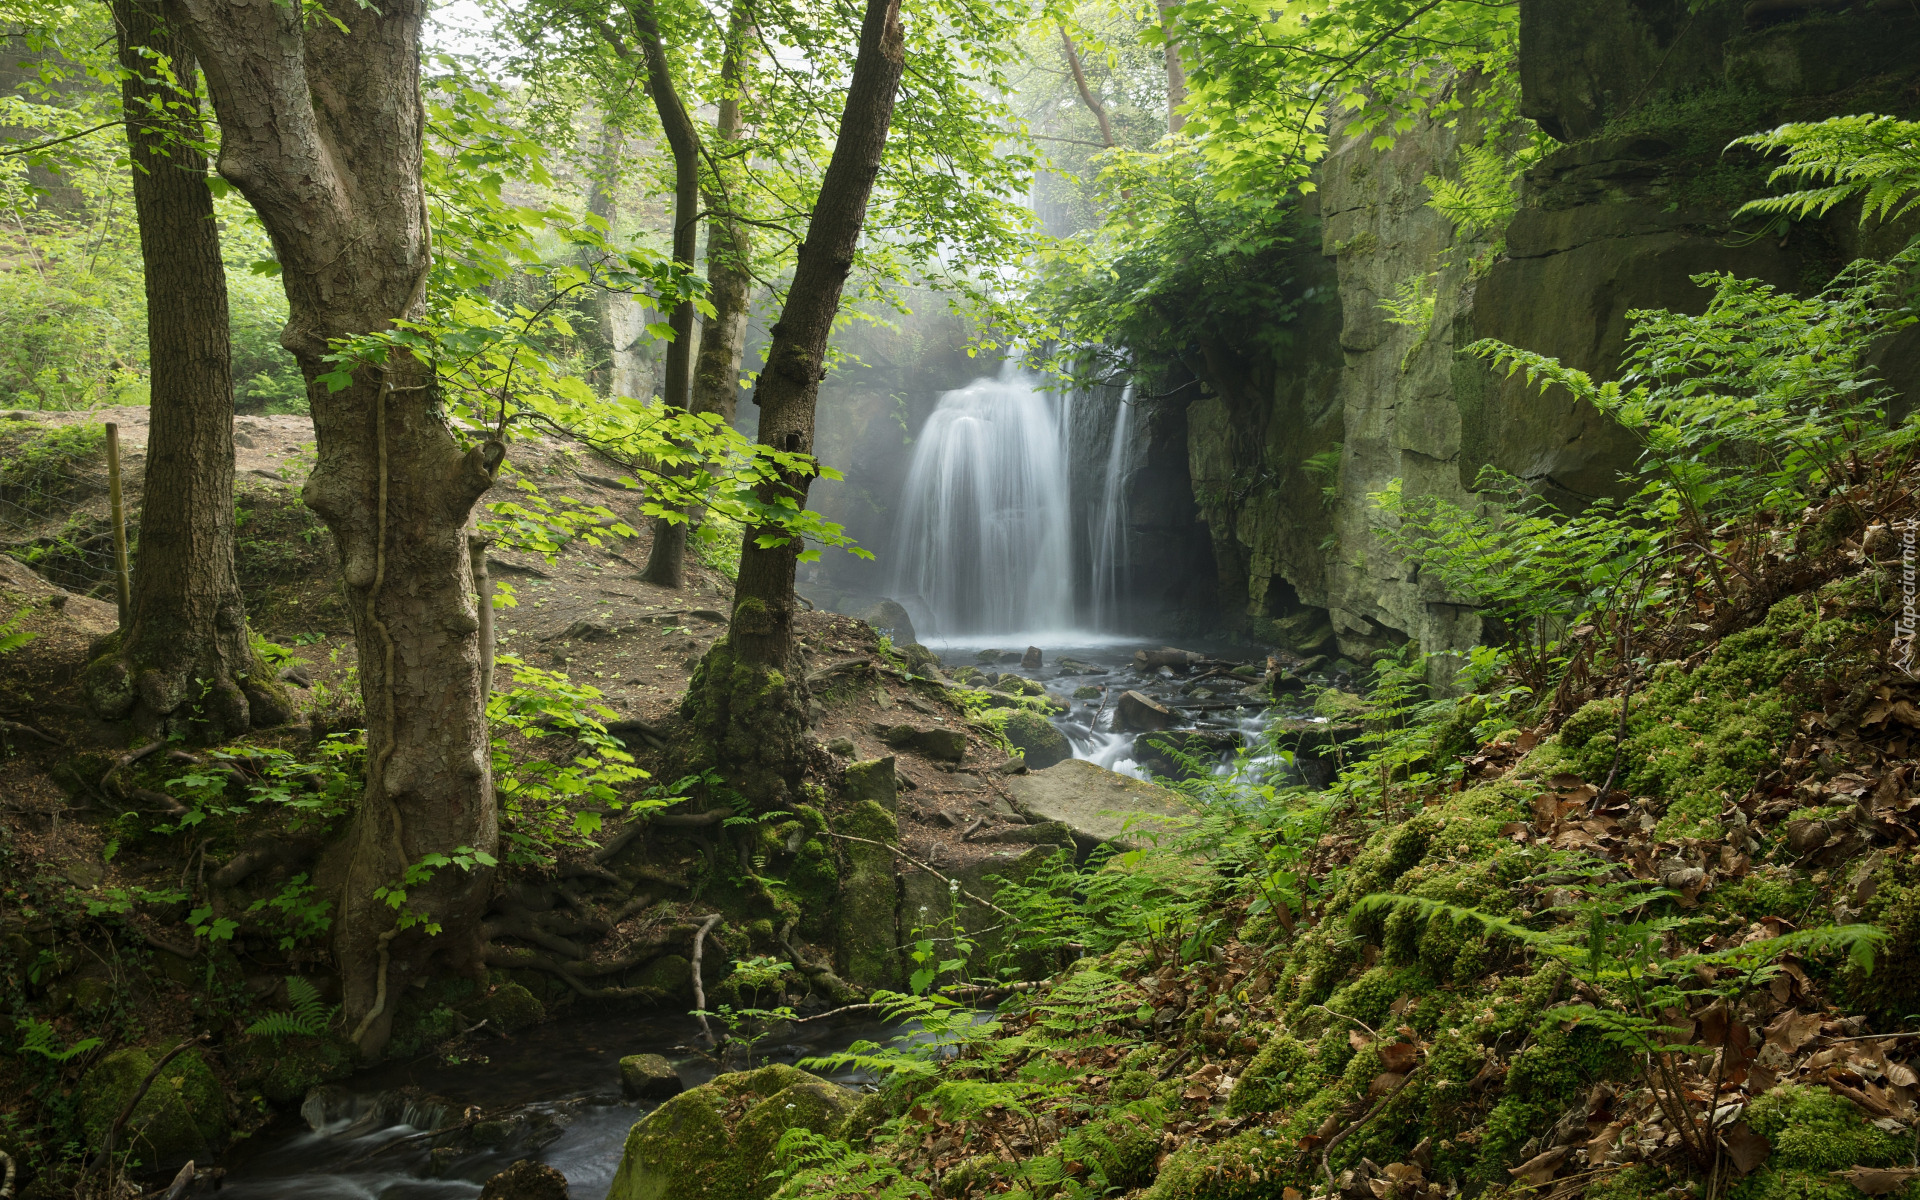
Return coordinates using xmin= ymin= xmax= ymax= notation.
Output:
xmin=1088 ymin=386 xmax=1133 ymax=631
xmin=888 ymin=373 xmax=1074 ymax=638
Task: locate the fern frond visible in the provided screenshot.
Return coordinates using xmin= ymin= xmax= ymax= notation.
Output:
xmin=1733 ymin=115 xmax=1920 ymax=228
xmin=0 ymin=609 xmax=37 ymax=657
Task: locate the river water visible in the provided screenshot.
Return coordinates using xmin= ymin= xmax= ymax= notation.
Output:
xmin=218 ymin=1009 xmax=905 ymax=1199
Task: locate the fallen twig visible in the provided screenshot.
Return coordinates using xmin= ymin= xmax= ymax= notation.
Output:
xmin=690 ymin=913 xmax=722 ymax=1045
xmin=1321 ymin=1064 xmax=1425 ymax=1188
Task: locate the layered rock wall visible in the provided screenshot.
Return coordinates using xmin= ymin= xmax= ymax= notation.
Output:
xmin=1176 ymin=0 xmax=1920 ymax=671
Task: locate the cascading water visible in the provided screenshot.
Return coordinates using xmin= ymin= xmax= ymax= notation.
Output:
xmin=888 ymin=373 xmax=1075 ymax=638
xmin=1087 ymin=386 xmax=1134 ymax=632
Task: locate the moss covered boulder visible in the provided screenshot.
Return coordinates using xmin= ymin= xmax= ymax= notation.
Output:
xmin=620 ymin=1053 xmax=682 ymax=1100
xmin=76 ymin=1043 xmax=229 ymax=1172
xmin=476 ymin=980 xmax=546 ymax=1034
xmin=1000 ymin=709 xmax=1071 ymax=769
xmin=835 ymin=799 xmax=903 ymax=988
xmin=606 ymin=1064 xmax=857 ymax=1200
xmin=231 ymin=1031 xmax=357 ymax=1106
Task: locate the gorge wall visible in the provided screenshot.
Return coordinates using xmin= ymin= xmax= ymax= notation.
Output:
xmin=1158 ymin=0 xmax=1920 ymax=671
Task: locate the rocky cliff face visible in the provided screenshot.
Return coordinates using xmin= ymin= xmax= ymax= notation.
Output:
xmin=1171 ymin=0 xmax=1920 ymax=673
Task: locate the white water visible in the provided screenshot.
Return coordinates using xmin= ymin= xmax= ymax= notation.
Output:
xmin=888 ymin=373 xmax=1075 ymax=638
xmin=1087 ymin=387 xmax=1134 ymax=632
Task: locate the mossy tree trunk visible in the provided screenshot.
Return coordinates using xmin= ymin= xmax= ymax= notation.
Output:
xmin=171 ymin=0 xmax=500 ymax=1058
xmin=685 ymin=0 xmax=906 ymax=808
xmin=83 ymin=0 xmax=290 ymax=741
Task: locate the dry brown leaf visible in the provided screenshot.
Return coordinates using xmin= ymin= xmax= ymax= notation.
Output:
xmin=1381 ymin=1042 xmax=1420 ymax=1073
xmin=1507 ymin=1146 xmax=1571 ymax=1188
xmin=1722 ymin=1121 xmax=1770 ymax=1174
xmin=1765 ymin=1008 xmax=1822 ymax=1053
xmin=1368 ymin=1071 xmax=1408 ymax=1098
xmin=1833 ymin=1168 xmax=1920 ymax=1195
xmin=1350 ymin=1030 xmax=1373 ymax=1051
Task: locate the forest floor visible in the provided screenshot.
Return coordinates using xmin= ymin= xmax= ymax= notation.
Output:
xmin=0 ymin=409 xmax=1046 ymax=1194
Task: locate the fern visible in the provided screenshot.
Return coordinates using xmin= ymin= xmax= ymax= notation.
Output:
xmin=1424 ymin=140 xmax=1531 ymax=238
xmin=14 ymin=1017 xmax=101 ymax=1062
xmin=768 ymin=1128 xmax=932 ymax=1200
xmin=245 ymin=975 xmax=337 ymax=1040
xmin=0 ymin=608 xmax=37 ymax=657
xmin=1733 ymin=114 xmax=1920 ymax=230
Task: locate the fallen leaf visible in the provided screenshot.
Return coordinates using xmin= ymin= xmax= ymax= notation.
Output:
xmin=1368 ymin=1071 xmax=1408 ymax=1098
xmin=1508 ymin=1146 xmax=1571 ymax=1188
xmin=1833 ymin=1168 xmax=1920 ymax=1195
xmin=1381 ymin=1042 xmax=1419 ymax=1073
xmin=1284 ymin=1190 xmax=1303 ymax=1200
xmin=1765 ymin=1008 xmax=1822 ymax=1053
xmin=1723 ymin=1121 xmax=1770 ymax=1174
xmin=1350 ymin=1029 xmax=1373 ymax=1050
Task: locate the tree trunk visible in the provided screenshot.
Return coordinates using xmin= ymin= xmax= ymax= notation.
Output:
xmin=580 ymin=120 xmax=624 ymax=396
xmin=83 ymin=0 xmax=290 ymax=741
xmin=170 ymin=0 xmax=499 ymax=1058
xmin=1059 ymin=27 xmax=1115 ymax=149
xmin=683 ymin=0 xmax=905 ymax=809
xmin=689 ymin=1 xmax=753 ymax=427
xmin=633 ymin=0 xmax=700 ymax=588
xmin=1153 ymin=0 xmax=1187 ymax=133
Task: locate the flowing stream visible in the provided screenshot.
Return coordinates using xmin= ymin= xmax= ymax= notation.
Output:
xmin=218 ymin=1011 xmax=903 ymax=1199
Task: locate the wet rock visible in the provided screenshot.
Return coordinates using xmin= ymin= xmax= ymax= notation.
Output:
xmin=77 ymin=1043 xmax=229 ymax=1174
xmin=619 ymin=1054 xmax=682 ymax=1100
xmin=975 ymin=649 xmax=1004 ymax=664
xmin=607 ymin=1064 xmax=857 ymax=1200
xmin=1004 ymin=759 xmax=1197 ymax=856
xmin=1132 ymin=729 xmax=1242 ymax=777
xmin=1055 ymin=657 xmax=1098 ymax=674
xmin=1021 ymin=646 xmax=1043 ymax=669
xmin=476 ymin=981 xmax=546 ymax=1034
xmin=1072 ymin=685 xmax=1101 ymax=700
xmin=1133 ymin=647 xmax=1204 ymax=670
xmin=842 ymin=756 xmax=897 ymax=812
xmin=999 ymin=710 xmax=1070 ymax=769
xmin=481 ymin=1158 xmax=571 ymax=1200
xmin=997 ymin=650 xmax=1023 ymax=663
xmin=1115 ymin=690 xmax=1172 ymax=731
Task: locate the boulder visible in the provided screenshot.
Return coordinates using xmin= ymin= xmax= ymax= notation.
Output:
xmin=1131 ymin=729 xmax=1242 ymax=777
xmin=1072 ymin=685 xmax=1101 ymax=700
xmin=824 ymin=736 xmax=856 ymax=757
xmin=77 ymin=1043 xmax=229 ymax=1174
xmin=477 ymin=981 xmax=546 ymax=1034
xmin=1115 ymin=690 xmax=1172 ymax=732
xmin=619 ymin=1054 xmax=682 ymax=1101
xmin=1004 ymin=758 xmax=1197 ymax=857
xmin=1055 ymin=657 xmax=1099 ymax=675
xmin=999 ymin=710 xmax=1071 ymax=769
xmin=230 ymin=1030 xmax=356 ymax=1105
xmin=1021 ymin=646 xmax=1042 ymax=669
xmin=855 ymin=599 xmax=916 ymax=647
xmin=606 ymin=1064 xmax=857 ymax=1200
xmin=841 ymin=756 xmax=896 ymax=812
xmin=835 ymin=800 xmax=903 ymax=987
xmin=1133 ymin=647 xmax=1204 ymax=670
xmin=879 ymin=724 xmax=966 ymax=761
xmin=1272 ymin=611 xmax=1337 ymax=655
xmin=481 ymin=1159 xmax=571 ymax=1200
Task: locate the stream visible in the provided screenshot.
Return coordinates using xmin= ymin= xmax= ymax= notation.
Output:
xmin=217 ymin=1009 xmax=907 ymax=1199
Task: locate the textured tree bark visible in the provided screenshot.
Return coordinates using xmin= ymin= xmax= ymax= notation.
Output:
xmin=689 ymin=2 xmax=754 ymax=428
xmin=632 ymin=0 xmax=700 ymax=588
xmin=683 ymin=0 xmax=905 ymax=808
xmin=82 ymin=0 xmax=290 ymax=741
xmin=168 ymin=0 xmax=499 ymax=1058
xmin=579 ymin=120 xmax=624 ymax=397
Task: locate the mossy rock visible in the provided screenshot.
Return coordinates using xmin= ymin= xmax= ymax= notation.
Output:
xmin=999 ymin=709 xmax=1070 ymax=769
xmin=1146 ymin=1126 xmax=1298 ymax=1199
xmin=1227 ymin=1034 xmax=1328 ymax=1117
xmin=606 ymin=1064 xmax=857 ymax=1200
xmin=477 ymin=981 xmax=546 ymax=1034
xmin=635 ymin=954 xmax=694 ymax=999
xmin=76 ymin=1044 xmax=229 ymax=1172
xmin=232 ymin=1031 xmax=357 ymax=1106
xmin=834 ymin=799 xmax=902 ymax=988
xmin=620 ymin=1053 xmax=682 ymax=1100
xmin=842 ymin=756 xmax=897 ymax=812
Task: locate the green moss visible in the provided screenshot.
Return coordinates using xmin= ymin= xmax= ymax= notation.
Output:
xmin=679 ymin=637 xmax=808 ymax=809
xmin=1146 ymin=1127 xmax=1299 ymax=1200
xmin=999 ymin=709 xmax=1071 ymax=768
xmin=607 ymin=1064 xmax=856 ymax=1200
xmin=834 ymin=799 xmax=902 ymax=988
xmin=1061 ymin=1110 xmax=1162 ymax=1191
xmin=1560 ymin=591 xmax=1879 ymax=837
xmin=477 ymin=981 xmax=545 ymax=1034
xmin=76 ymin=1044 xmax=229 ymax=1170
xmin=1715 ymin=869 xmax=1819 ymax=924
xmin=1746 ymin=1082 xmax=1908 ymax=1171
xmin=232 ymin=1031 xmax=357 ymax=1105
xmin=1227 ymin=1034 xmax=1328 ymax=1116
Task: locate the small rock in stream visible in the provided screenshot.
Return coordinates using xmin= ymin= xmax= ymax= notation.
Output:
xmin=619 ymin=1053 xmax=683 ymax=1100
xmin=480 ymin=1158 xmax=570 ymax=1200
xmin=1021 ymin=645 xmax=1043 ymax=668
